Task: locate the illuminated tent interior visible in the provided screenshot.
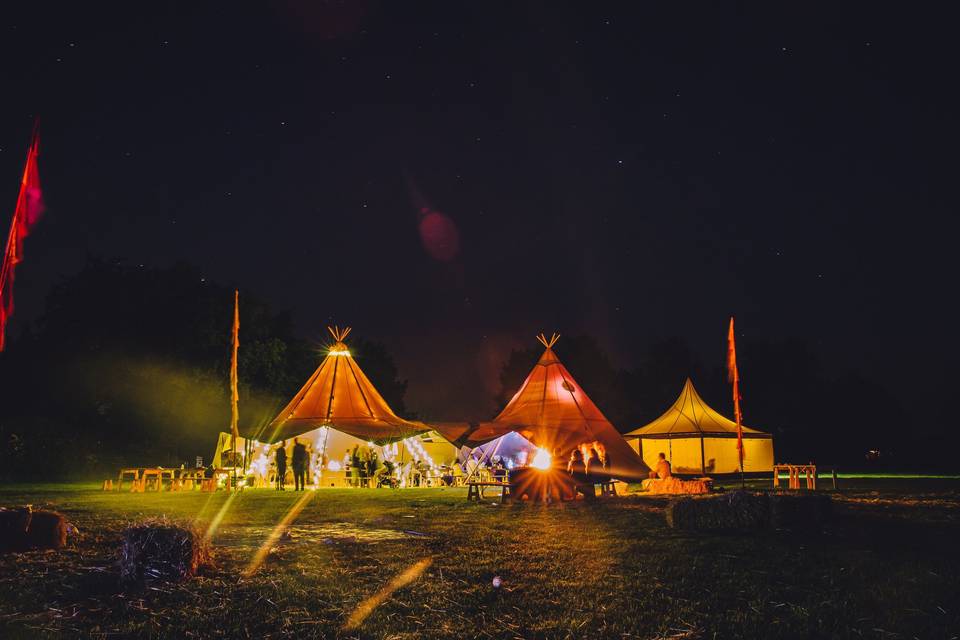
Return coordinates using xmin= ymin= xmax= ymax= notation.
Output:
xmin=463 ymin=431 xmax=539 ymax=470
xmin=212 ymin=327 xmax=457 ymax=486
xmin=624 ymin=378 xmax=774 ymax=474
xmin=436 ymin=334 xmax=650 ymax=479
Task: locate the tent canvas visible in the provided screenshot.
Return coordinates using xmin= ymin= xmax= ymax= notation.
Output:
xmin=213 ymin=326 xmax=459 ymax=486
xmin=625 ymin=378 xmax=774 ymax=474
xmin=266 ymin=326 xmax=428 ymax=444
xmin=436 ymin=334 xmax=650 ymax=479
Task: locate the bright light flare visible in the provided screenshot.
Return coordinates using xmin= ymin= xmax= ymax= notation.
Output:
xmin=203 ymin=490 xmax=239 ymax=542
xmin=243 ymin=489 xmax=316 ymax=577
xmin=531 ymin=448 xmax=552 ymax=470
xmin=343 ymin=557 xmax=433 ymax=630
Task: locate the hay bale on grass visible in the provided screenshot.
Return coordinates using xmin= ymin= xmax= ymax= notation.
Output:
xmin=769 ymin=492 xmax=832 ymax=529
xmin=25 ymin=510 xmax=68 ymax=549
xmin=666 ymin=491 xmax=770 ymax=531
xmin=120 ymin=520 xmax=211 ymax=586
xmin=666 ymin=491 xmax=834 ymax=531
xmin=0 ymin=507 xmax=32 ymax=551
xmin=0 ymin=506 xmax=69 ymax=552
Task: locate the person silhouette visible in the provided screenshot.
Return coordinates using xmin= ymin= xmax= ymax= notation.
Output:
xmin=275 ymin=441 xmax=288 ymax=490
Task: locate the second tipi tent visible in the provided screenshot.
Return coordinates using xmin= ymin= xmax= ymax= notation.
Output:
xmin=438 ymin=334 xmax=650 ymax=479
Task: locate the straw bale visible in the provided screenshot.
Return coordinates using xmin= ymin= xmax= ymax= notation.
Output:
xmin=1 ymin=506 xmax=69 ymax=551
xmin=769 ymin=492 xmax=833 ymax=529
xmin=119 ymin=520 xmax=211 ymax=586
xmin=666 ymin=491 xmax=770 ymax=531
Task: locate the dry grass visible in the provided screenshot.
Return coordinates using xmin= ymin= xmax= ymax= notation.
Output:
xmin=0 ymin=479 xmax=957 ymax=639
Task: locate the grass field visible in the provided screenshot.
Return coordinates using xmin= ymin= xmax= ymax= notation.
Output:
xmin=1 ymin=479 xmax=958 ymax=639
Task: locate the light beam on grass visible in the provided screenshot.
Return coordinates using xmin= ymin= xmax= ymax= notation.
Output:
xmin=203 ymin=490 xmax=239 ymax=542
xmin=343 ymin=557 xmax=433 ymax=630
xmin=243 ymin=489 xmax=316 ymax=577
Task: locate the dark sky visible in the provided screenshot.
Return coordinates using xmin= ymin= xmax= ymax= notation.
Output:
xmin=2 ymin=2 xmax=958 ymax=421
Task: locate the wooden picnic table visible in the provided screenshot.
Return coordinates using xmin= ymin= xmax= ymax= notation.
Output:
xmin=140 ymin=468 xmax=176 ymax=491
xmin=466 ymin=481 xmax=511 ymax=503
xmin=117 ymin=468 xmax=140 ymax=491
xmin=774 ymin=464 xmax=817 ymax=490
xmin=118 ymin=467 xmax=195 ymax=492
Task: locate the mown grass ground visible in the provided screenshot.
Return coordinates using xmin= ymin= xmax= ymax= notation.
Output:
xmin=1 ymin=479 xmax=958 ymax=639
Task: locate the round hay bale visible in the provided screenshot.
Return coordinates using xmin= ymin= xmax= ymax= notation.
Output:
xmin=25 ymin=510 xmax=68 ymax=550
xmin=120 ymin=520 xmax=211 ymax=586
xmin=666 ymin=491 xmax=770 ymax=531
xmin=1 ymin=507 xmax=70 ymax=551
xmin=0 ymin=507 xmax=32 ymax=551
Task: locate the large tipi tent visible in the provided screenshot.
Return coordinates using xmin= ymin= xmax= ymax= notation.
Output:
xmin=213 ymin=327 xmax=457 ymax=485
xmin=437 ymin=334 xmax=650 ymax=479
xmin=625 ymin=378 xmax=774 ymax=474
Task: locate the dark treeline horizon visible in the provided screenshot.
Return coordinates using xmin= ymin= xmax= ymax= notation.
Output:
xmin=0 ymin=257 xmax=949 ymax=479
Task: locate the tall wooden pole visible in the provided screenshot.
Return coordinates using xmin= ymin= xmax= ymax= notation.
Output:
xmin=728 ymin=317 xmax=745 ymax=489
xmin=230 ymin=290 xmax=240 ymax=487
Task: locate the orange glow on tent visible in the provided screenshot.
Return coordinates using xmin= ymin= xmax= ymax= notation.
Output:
xmin=267 ymin=326 xmax=429 ymax=444
xmin=435 ymin=333 xmax=650 ymax=479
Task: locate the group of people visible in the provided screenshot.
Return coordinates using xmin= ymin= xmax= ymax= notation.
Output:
xmin=273 ymin=438 xmax=310 ymax=491
xmin=263 ymin=438 xmax=630 ymax=492
xmin=566 ymin=441 xmax=610 ymax=475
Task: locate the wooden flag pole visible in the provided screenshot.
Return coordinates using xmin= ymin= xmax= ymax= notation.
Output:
xmin=727 ymin=317 xmax=745 ymax=489
xmin=230 ymin=290 xmax=240 ymax=489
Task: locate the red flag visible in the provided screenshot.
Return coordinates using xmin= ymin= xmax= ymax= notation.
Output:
xmin=727 ymin=316 xmax=744 ymax=469
xmin=0 ymin=129 xmax=44 ymax=351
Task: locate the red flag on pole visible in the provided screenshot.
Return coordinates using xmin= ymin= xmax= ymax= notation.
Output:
xmin=0 ymin=128 xmax=44 ymax=351
xmin=727 ymin=317 xmax=744 ymax=470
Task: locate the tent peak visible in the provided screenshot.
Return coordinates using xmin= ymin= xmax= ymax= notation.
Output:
xmin=327 ymin=325 xmax=352 ymax=342
xmin=326 ymin=326 xmax=352 ymax=355
xmin=536 ymin=332 xmax=560 ymax=349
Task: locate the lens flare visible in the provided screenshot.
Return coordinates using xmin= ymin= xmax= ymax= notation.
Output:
xmin=243 ymin=489 xmax=316 ymax=577
xmin=343 ymin=558 xmax=433 ymax=630
xmin=531 ymin=448 xmax=552 ymax=470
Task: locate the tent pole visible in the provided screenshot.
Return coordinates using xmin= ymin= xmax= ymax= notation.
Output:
xmin=699 ymin=435 xmax=705 ymax=475
xmin=463 ymin=435 xmax=505 ymax=484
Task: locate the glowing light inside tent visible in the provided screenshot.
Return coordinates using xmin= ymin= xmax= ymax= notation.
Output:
xmin=327 ymin=460 xmax=342 ymax=472
xmin=250 ymin=451 xmax=269 ymax=478
xmin=531 ymin=448 xmax=552 ymax=470
xmin=328 ymin=348 xmax=351 ymax=357
xmin=404 ymin=436 xmax=438 ymax=469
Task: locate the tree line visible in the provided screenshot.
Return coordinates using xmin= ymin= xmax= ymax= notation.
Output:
xmin=0 ymin=258 xmax=928 ymax=480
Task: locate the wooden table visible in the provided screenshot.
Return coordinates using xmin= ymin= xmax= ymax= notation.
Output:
xmin=140 ymin=468 xmax=176 ymax=491
xmin=597 ymin=480 xmax=619 ymax=497
xmin=179 ymin=469 xmax=205 ymax=490
xmin=774 ymin=464 xmax=817 ymax=490
xmin=117 ymin=468 xmax=140 ymax=491
xmin=466 ymin=481 xmax=511 ymax=503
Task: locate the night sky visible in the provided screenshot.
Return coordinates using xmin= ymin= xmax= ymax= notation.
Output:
xmin=2 ymin=3 xmax=958 ymax=422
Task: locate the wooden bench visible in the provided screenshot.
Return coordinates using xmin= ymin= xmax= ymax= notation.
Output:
xmin=774 ymin=464 xmax=817 ymax=490
xmin=597 ymin=480 xmax=619 ymax=497
xmin=117 ymin=468 xmax=140 ymax=491
xmin=466 ymin=481 xmax=511 ymax=503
